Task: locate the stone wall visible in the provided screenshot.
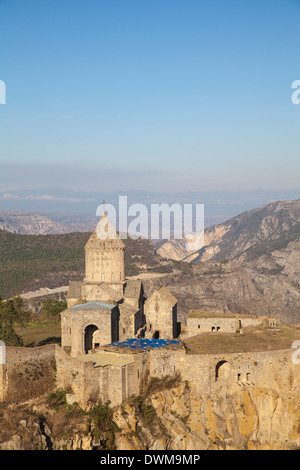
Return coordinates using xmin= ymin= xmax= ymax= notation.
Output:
xmin=184 ymin=316 xmax=262 ymax=337
xmin=0 ymin=344 xmax=151 ymax=409
xmin=149 ymin=347 xmax=300 ymax=399
xmin=2 ymin=345 xmax=56 ymax=404
xmin=1 ymin=342 xmax=299 ymax=411
xmin=55 ymin=347 xmax=150 ymax=407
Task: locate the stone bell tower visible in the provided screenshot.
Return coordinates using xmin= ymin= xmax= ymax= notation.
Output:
xmin=83 ymin=212 xmax=125 ymax=297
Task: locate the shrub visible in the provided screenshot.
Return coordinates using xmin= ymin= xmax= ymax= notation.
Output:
xmin=89 ymin=400 xmax=121 ymax=450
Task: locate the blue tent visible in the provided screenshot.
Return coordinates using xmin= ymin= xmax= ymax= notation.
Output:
xmin=110 ymin=338 xmax=179 ymax=350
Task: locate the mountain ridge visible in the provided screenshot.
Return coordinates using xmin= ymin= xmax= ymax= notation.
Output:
xmin=1 ymin=199 xmax=300 ymax=324
xmin=158 ymin=199 xmax=300 ymax=263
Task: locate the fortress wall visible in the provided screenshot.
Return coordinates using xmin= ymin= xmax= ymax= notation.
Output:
xmin=99 ymin=366 xmax=126 ymax=407
xmin=54 ymin=345 xmax=99 ymax=406
xmin=149 ymin=349 xmax=187 ymax=378
xmin=98 ymin=350 xmax=151 ymax=406
xmin=2 ymin=345 xmax=56 ymax=404
xmin=128 ymin=351 xmax=150 ymax=394
xmin=149 ymin=348 xmax=300 ymax=398
xmin=55 ymin=347 xmax=150 ymax=408
xmin=99 ymin=351 xmax=150 ymax=406
xmin=2 ymin=343 xmax=299 ymax=409
xmin=0 ymin=343 xmax=151 ymax=409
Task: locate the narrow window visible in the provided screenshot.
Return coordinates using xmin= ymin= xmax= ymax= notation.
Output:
xmin=198 ymin=325 xmax=200 ymax=329
xmin=101 ymin=273 xmax=104 ymax=281
xmin=111 ymin=273 xmax=114 ymax=281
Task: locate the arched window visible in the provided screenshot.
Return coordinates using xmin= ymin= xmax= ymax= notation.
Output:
xmin=215 ymin=360 xmax=231 ymax=382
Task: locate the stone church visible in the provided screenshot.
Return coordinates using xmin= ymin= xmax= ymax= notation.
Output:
xmin=61 ymin=213 xmax=179 ymax=356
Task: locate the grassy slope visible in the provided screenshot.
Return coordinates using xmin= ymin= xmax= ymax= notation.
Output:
xmin=0 ymin=230 xmax=174 ymax=299
xmin=0 ymin=230 xmax=90 ymax=298
xmin=183 ymin=324 xmax=300 ymax=354
xmin=14 ymin=322 xmax=61 ymax=347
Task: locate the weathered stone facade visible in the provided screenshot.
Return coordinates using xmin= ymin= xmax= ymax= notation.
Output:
xmin=61 ymin=301 xmax=120 ymax=355
xmin=184 ymin=314 xmax=262 ymax=337
xmin=61 ymin=213 xmax=179 ymax=356
xmin=1 ymin=342 xmax=300 ymax=415
xmin=144 ymin=286 xmax=178 ymax=339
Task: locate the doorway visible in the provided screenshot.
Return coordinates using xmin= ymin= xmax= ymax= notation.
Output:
xmin=84 ymin=324 xmax=98 ymax=353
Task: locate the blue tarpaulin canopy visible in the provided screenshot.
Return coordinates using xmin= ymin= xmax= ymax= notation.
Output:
xmin=110 ymin=338 xmax=179 ymax=350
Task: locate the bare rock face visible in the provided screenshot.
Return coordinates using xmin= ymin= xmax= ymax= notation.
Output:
xmin=1 ymin=373 xmax=300 ymax=450
xmin=154 ymin=200 xmax=300 ymax=324
xmin=0 ymin=210 xmax=97 ymax=234
xmin=158 ymin=199 xmax=300 ymax=264
xmin=112 ymin=382 xmax=300 ymax=450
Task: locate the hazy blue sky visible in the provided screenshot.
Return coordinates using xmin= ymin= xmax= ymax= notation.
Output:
xmin=1 ymin=0 xmax=300 ymax=193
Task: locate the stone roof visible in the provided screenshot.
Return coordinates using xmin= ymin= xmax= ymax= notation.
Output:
xmin=119 ymin=301 xmax=139 ymax=316
xmin=70 ymin=301 xmax=116 ymax=311
xmin=85 ymin=214 xmax=125 ymax=251
xmin=158 ymin=286 xmax=178 ymax=306
xmin=145 ymin=285 xmax=178 ymax=307
xmin=67 ymin=281 xmax=82 ymax=299
xmin=124 ymin=279 xmax=142 ymax=299
xmin=91 ymin=283 xmax=123 ymax=303
xmin=77 ymin=351 xmax=134 ymax=367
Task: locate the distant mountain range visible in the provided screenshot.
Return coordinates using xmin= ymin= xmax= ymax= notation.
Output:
xmin=158 ymin=199 xmax=300 ymax=263
xmin=1 ymin=199 xmax=299 ymax=324
xmin=154 ymin=199 xmax=300 ymax=323
xmin=0 ymin=210 xmax=98 ymax=235
xmin=1 ymin=187 xmax=300 ymax=229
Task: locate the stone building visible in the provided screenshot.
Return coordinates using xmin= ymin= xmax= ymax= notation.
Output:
xmin=184 ymin=312 xmax=262 ymax=337
xmin=144 ymin=286 xmax=178 ymax=339
xmin=61 ymin=213 xmax=179 ymax=356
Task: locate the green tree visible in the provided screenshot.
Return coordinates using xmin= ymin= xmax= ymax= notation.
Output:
xmin=0 ymin=296 xmax=30 ymax=346
xmin=41 ymin=299 xmax=67 ymax=320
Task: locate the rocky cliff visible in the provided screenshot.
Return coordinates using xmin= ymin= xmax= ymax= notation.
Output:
xmin=158 ymin=199 xmax=300 ymax=263
xmin=113 ymin=382 xmax=300 ymax=450
xmin=153 ymin=200 xmax=300 ymax=324
xmin=1 ymin=379 xmax=300 ymax=450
